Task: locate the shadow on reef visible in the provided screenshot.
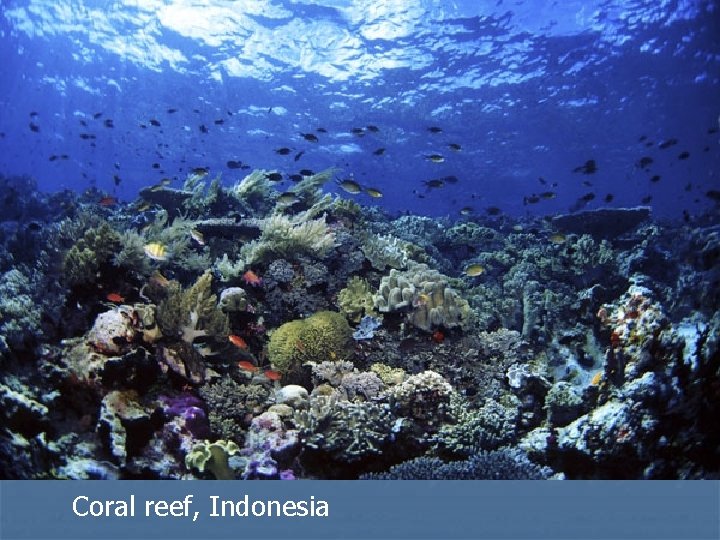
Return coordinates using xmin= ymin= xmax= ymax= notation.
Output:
xmin=0 ymin=171 xmax=719 ymax=480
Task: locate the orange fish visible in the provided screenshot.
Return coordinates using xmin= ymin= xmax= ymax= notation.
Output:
xmin=99 ymin=196 xmax=118 ymax=207
xmin=431 ymin=330 xmax=445 ymax=344
xmin=242 ymin=270 xmax=263 ymax=287
xmin=237 ymin=360 xmax=258 ymax=372
xmin=106 ymin=292 xmax=125 ymax=303
xmin=229 ymin=335 xmax=248 ymax=349
xmin=263 ymin=370 xmax=282 ymax=381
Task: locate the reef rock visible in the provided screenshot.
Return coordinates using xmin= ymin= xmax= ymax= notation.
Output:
xmin=551 ymin=207 xmax=650 ymax=239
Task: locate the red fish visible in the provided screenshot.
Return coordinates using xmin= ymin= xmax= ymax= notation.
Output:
xmin=228 ymin=335 xmax=248 ymax=349
xmin=242 ymin=270 xmax=263 ymax=287
xmin=431 ymin=330 xmax=445 ymax=344
xmin=106 ymin=292 xmax=125 ymax=303
xmin=263 ymin=370 xmax=282 ymax=381
xmin=237 ymin=361 xmax=258 ymax=372
xmin=99 ymin=196 xmax=118 ymax=207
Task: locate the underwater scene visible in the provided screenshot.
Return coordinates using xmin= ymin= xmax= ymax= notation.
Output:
xmin=0 ymin=0 xmax=718 ymax=480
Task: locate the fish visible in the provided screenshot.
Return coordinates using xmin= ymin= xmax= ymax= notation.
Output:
xmin=113 ymin=175 xmax=121 ymax=186
xmin=214 ymin=119 xmax=224 ymax=125
xmin=149 ymin=271 xmax=170 ymax=288
xmin=431 ymin=330 xmax=445 ymax=343
xmin=366 ymin=125 xmax=379 ymax=132
xmin=93 ymin=112 xmax=103 ymax=119
xmin=604 ymin=193 xmax=614 ymax=203
xmin=275 ymin=147 xmax=292 ymax=155
xmin=144 ymin=242 xmax=169 ymax=261
xmin=294 ymin=151 xmax=305 ymax=162
xmin=351 ymin=127 xmax=365 ymax=136
xmin=549 ymin=233 xmax=566 ymax=244
xmin=237 ymin=360 xmax=258 ymax=372
xmin=337 ymin=179 xmax=362 ymax=194
xmin=150 ymin=119 xmax=161 ymax=127
xmin=442 ymin=175 xmax=459 ymax=184
xmin=99 ymin=196 xmax=118 ymax=207
xmin=106 ymin=293 xmax=125 ymax=303
xmin=226 ymin=160 xmax=243 ymax=169
xmin=373 ymin=148 xmax=386 ymax=156
xmin=573 ymin=159 xmax=597 ymax=174
xmin=299 ymin=169 xmax=314 ymax=176
xmin=464 ymin=263 xmax=485 ymax=277
xmin=300 ymin=132 xmax=319 ymax=142
xmin=191 ymin=167 xmax=209 ymax=176
xmin=265 ymin=172 xmax=283 ymax=182
xmin=448 ymin=143 xmax=462 ymax=151
xmin=198 ymin=124 xmax=209 ymax=133
xmin=637 ymin=156 xmax=653 ymax=168
xmin=486 ymin=206 xmax=501 ymax=216
xmin=277 ymin=192 xmax=300 ymax=205
xmin=427 ymin=126 xmax=442 ymax=133
xmin=288 ymin=174 xmax=303 ymax=182
xmin=650 ymin=175 xmax=661 ymax=183
xmin=364 ymin=187 xmax=383 ymax=198
xmin=426 ymin=154 xmax=445 ymax=163
xmin=190 ymin=229 xmax=205 ymax=246
xmin=242 ymin=270 xmax=263 ymax=287
xmin=704 ymin=190 xmax=720 ymax=201
xmin=229 ymin=335 xmax=248 ymax=349
xmin=263 ymin=370 xmax=282 ymax=381
xmin=459 ymin=206 xmax=473 ymax=216
xmin=423 ymin=179 xmax=444 ymax=189
xmin=539 ymin=191 xmax=556 ymax=199
xmin=523 ymin=195 xmax=540 ymax=205
xmin=658 ymin=138 xmax=678 ymax=149
xmin=104 ymin=119 xmax=114 ymax=128
xmin=677 ymin=151 xmax=690 ymax=160
xmin=152 ymin=163 xmax=160 ymax=169
xmin=79 ymin=133 xmax=96 ymax=139
xmin=167 ymin=108 xmax=178 ymax=113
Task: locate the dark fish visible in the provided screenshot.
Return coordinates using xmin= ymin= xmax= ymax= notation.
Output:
xmin=650 ymin=175 xmax=661 ymax=183
xmin=27 ymin=221 xmax=42 ymax=232
xmin=79 ymin=133 xmax=96 ymax=139
xmin=706 ymin=190 xmax=720 ymax=202
xmin=423 ymin=179 xmax=444 ymax=189
xmin=442 ymin=175 xmax=459 ymax=184
xmin=677 ymin=151 xmax=690 ymax=160
xmin=300 ymin=132 xmax=319 ymax=142
xmin=486 ymin=206 xmax=501 ymax=216
xmin=539 ymin=191 xmax=556 ymax=199
xmin=199 ymin=124 xmax=209 ymax=133
xmin=48 ymin=155 xmax=58 ymax=161
xmin=573 ymin=159 xmax=597 ymax=174
xmin=637 ymin=156 xmax=653 ymax=168
xmin=288 ymin=174 xmax=303 ymax=182
xmin=299 ymin=169 xmax=314 ymax=176
xmin=265 ymin=172 xmax=283 ymax=181
xmin=139 ymin=123 xmax=147 ymax=129
xmin=373 ymin=148 xmax=386 ymax=156
xmin=580 ymin=192 xmax=596 ymax=202
xmin=191 ymin=167 xmax=209 ymax=175
xmin=523 ymin=195 xmax=540 ymax=205
xmin=316 ymin=127 xmax=327 ymax=133
xmin=683 ymin=210 xmax=690 ymax=222
xmin=214 ymin=119 xmax=224 ymax=125
xmin=150 ymin=119 xmax=161 ymax=127
xmin=104 ymin=119 xmax=114 ymax=128
xmin=167 ymin=108 xmax=178 ymax=113
xmin=638 ymin=135 xmax=647 ymax=142
xmin=29 ymin=111 xmax=38 ymax=116
xmin=427 ymin=126 xmax=442 ymax=133
xmin=113 ymin=174 xmax=121 ymax=186
xmin=93 ymin=112 xmax=103 ymax=119
xmin=275 ymin=147 xmax=292 ymax=155
xmin=604 ymin=193 xmax=614 ymax=203
xmin=226 ymin=160 xmax=243 ymax=169
xmin=366 ymin=125 xmax=379 ymax=132
xmin=152 ymin=163 xmax=160 ymax=169
xmin=538 ymin=177 xmax=547 ymax=185
xmin=448 ymin=143 xmax=462 ymax=151
xmin=29 ymin=122 xmax=40 ymax=132
xmin=79 ymin=119 xmax=88 ymax=126
xmin=351 ymin=127 xmax=364 ymax=136
xmin=294 ymin=150 xmax=305 ymax=162
xmin=641 ymin=195 xmax=652 ymax=204
xmin=582 ymin=180 xmax=593 ymax=187
xmin=658 ymin=138 xmax=678 ymax=149
xmin=684 ymin=182 xmax=693 ymax=192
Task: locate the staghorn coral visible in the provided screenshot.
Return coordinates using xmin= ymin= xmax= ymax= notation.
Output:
xmin=267 ymin=310 xmax=353 ymax=375
xmin=199 ymin=379 xmax=270 ymax=443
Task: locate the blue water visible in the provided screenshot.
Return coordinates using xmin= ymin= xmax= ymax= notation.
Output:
xmin=0 ymin=0 xmax=718 ymax=219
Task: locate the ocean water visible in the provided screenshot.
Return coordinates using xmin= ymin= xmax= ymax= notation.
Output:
xmin=0 ymin=1 xmax=718 ymax=480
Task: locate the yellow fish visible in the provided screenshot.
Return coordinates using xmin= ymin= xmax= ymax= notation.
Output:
xmin=549 ymin=233 xmax=566 ymax=244
xmin=144 ymin=242 xmax=168 ymax=261
xmin=426 ymin=154 xmax=445 ymax=163
xmin=364 ymin=187 xmax=383 ymax=198
xmin=190 ymin=229 xmax=205 ymax=246
xmin=338 ymin=179 xmax=362 ymax=194
xmin=464 ymin=263 xmax=485 ymax=277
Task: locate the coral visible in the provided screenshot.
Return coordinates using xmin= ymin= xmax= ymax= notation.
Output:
xmin=267 ymin=311 xmax=353 ymax=375
xmin=361 ymin=233 xmax=412 ymax=270
xmin=373 ymin=263 xmax=471 ymax=332
xmin=97 ymin=390 xmax=153 ymax=464
xmin=240 ymin=411 xmax=299 ymax=479
xmin=0 ymin=269 xmax=43 ymax=348
xmin=390 ymin=370 xmax=454 ymax=432
xmin=370 ymin=363 xmax=406 ymax=386
xmin=62 ymin=222 xmax=122 ymax=287
xmin=361 ymin=448 xmax=554 ymax=480
xmin=218 ymin=287 xmax=249 ymax=313
xmin=337 ymin=276 xmax=375 ymax=323
xmin=185 ymin=439 xmax=240 ymax=480
xmin=156 ymin=271 xmax=229 ymax=347
xmin=308 ymin=360 xmax=355 ymax=386
xmin=340 ymin=370 xmax=384 ymax=401
xmin=241 ymin=211 xmax=338 ymax=264
xmin=214 ymin=253 xmax=245 ymax=282
xmin=230 ymin=169 xmax=278 ymax=214
xmin=86 ymin=308 xmax=136 ymax=355
xmin=199 ymin=379 xmax=270 ymax=442
xmin=275 ymin=384 xmax=310 ymax=409
xmin=353 ymin=315 xmax=381 ymax=340
xmin=545 ymin=382 xmax=585 ymax=426
xmin=266 ymin=259 xmax=295 ymax=284
xmin=445 ymin=222 xmax=501 ymax=246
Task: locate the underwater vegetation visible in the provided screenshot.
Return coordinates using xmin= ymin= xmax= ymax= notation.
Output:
xmin=0 ymin=170 xmax=718 ymax=480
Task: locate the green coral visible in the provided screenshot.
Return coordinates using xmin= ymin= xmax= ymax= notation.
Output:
xmin=62 ymin=222 xmax=122 ymax=286
xmin=199 ymin=379 xmax=270 ymax=442
xmin=185 ymin=439 xmax=240 ymax=480
xmin=0 ymin=269 xmax=42 ymax=347
xmin=230 ymin=169 xmax=278 ymax=215
xmin=337 ymin=276 xmax=375 ymax=323
xmin=157 ymin=271 xmax=229 ymax=345
xmin=268 ymin=311 xmax=353 ymax=375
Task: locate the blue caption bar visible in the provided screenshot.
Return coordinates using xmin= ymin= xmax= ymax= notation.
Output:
xmin=1 ymin=481 xmax=718 ymax=540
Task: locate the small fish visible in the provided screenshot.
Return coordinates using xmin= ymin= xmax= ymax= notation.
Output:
xmin=423 ymin=179 xmax=444 ymax=189
xmin=277 ymin=192 xmax=300 ymax=205
xmin=677 ymin=151 xmax=690 ymax=160
xmin=106 ymin=293 xmax=125 ymax=303
xmin=152 ymin=163 xmax=160 ymax=169
xmin=144 ymin=242 xmax=169 ymax=261
xmin=637 ymin=156 xmax=653 ymax=168
xmin=604 ymin=193 xmax=615 ymax=203
xmin=364 ymin=187 xmax=383 ymax=198
xmin=48 ymin=155 xmax=58 ymax=162
xmin=427 ymin=126 xmax=442 ymax=133
xmin=650 ymin=175 xmax=661 ymax=183
xmin=442 ymin=175 xmax=459 ymax=184
xmin=459 ymin=206 xmax=473 ymax=216
xmin=191 ymin=167 xmax=209 ymax=176
xmin=214 ymin=119 xmax=224 ymax=125
xmin=299 ymin=169 xmax=314 ymax=176
xmin=294 ymin=150 xmax=305 ymax=162
xmin=316 ymin=127 xmax=327 ymax=133
xmin=265 ymin=172 xmax=283 ymax=182
xmin=99 ymin=196 xmax=118 ymax=207
xmin=79 ymin=133 xmax=96 ymax=140
xmin=366 ymin=125 xmax=379 ymax=132
xmin=373 ymin=148 xmax=386 ymax=156
xmin=464 ymin=263 xmax=485 ymax=277
xmin=229 ymin=335 xmax=248 ymax=349
xmin=300 ymin=132 xmax=319 ymax=142
xmin=539 ymin=191 xmax=556 ymax=199
xmin=523 ymin=195 xmax=540 ymax=205
xmin=167 ymin=108 xmax=178 ymax=113
xmin=149 ymin=271 xmax=170 ymax=288
xmin=190 ymin=229 xmax=205 ymax=246
xmin=93 ymin=112 xmax=103 ymax=119
xmin=426 ymin=154 xmax=445 ymax=163
xmin=448 ymin=143 xmax=462 ymax=151
xmin=29 ymin=122 xmax=40 ymax=132
xmin=658 ymin=138 xmax=678 ymax=149
xmin=579 ymin=192 xmax=596 ymax=202
xmin=226 ymin=160 xmax=243 ymax=169
xmin=486 ymin=206 xmax=501 ymax=216
xmin=149 ymin=119 xmax=161 ymax=127
xmin=288 ymin=174 xmax=303 ymax=182
xmin=705 ymin=190 xmax=720 ymax=201
xmin=431 ymin=330 xmax=445 ymax=343
xmin=275 ymin=147 xmax=292 ymax=155
xmin=263 ymin=370 xmax=282 ymax=381
xmin=242 ymin=270 xmax=263 ymax=287
xmin=103 ymin=118 xmax=114 ymax=128
xmin=113 ymin=175 xmax=121 ymax=186
xmin=549 ymin=233 xmax=566 ymax=244
xmin=641 ymin=195 xmax=652 ymax=204
xmin=338 ymin=179 xmax=362 ymax=194
xmin=351 ymin=127 xmax=365 ymax=136
xmin=573 ymin=159 xmax=597 ymax=174
xmin=237 ymin=360 xmax=258 ymax=372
